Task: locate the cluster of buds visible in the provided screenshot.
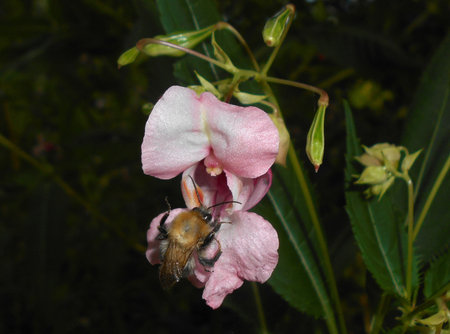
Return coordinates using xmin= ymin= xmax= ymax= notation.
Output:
xmin=354 ymin=143 xmax=421 ymax=199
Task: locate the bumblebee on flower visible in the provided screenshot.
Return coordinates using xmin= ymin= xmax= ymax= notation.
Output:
xmin=142 ymin=86 xmax=280 ymax=309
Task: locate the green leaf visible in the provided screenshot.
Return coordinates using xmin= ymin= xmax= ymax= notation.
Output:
xmin=400 ymin=33 xmax=450 ymax=264
xmin=424 ymin=251 xmax=450 ymax=298
xmin=344 ymin=101 xmax=418 ymax=297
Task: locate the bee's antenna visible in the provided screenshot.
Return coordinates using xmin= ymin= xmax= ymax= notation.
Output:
xmin=207 ymin=200 xmax=242 ymax=210
xmin=187 ymin=175 xmax=242 ymax=210
xmin=164 ymin=196 xmax=171 ymax=212
xmin=187 ymin=175 xmax=204 ymax=206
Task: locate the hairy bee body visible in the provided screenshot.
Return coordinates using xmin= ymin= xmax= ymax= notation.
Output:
xmin=157 ymin=207 xmax=221 ymax=289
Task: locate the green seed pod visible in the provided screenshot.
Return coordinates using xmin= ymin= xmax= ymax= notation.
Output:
xmin=306 ymin=104 xmax=326 ymax=172
xmin=262 ymin=5 xmax=294 ymax=47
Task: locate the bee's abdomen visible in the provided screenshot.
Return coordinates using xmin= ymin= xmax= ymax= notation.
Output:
xmin=159 ymin=261 xmax=181 ymax=290
xmin=158 ymin=241 xmax=194 ymax=289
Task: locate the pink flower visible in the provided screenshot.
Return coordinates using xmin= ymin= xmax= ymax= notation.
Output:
xmin=141 ymin=86 xmax=279 ymax=179
xmin=146 ymin=165 xmax=279 ymax=308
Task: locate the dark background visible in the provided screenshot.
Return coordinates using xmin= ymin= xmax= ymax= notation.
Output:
xmin=1 ymin=0 xmax=448 ymax=333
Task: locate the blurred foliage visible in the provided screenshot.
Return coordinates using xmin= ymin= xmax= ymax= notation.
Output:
xmin=0 ymin=0 xmax=448 ymax=333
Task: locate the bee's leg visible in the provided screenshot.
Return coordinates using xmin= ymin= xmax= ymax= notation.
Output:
xmin=156 ymin=214 xmax=169 ymax=240
xmin=198 ymin=237 xmax=222 ymax=270
xmin=156 ymin=198 xmax=171 ymax=240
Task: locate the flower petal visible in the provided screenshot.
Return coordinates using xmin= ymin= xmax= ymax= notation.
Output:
xmin=141 ymin=86 xmax=210 ymax=179
xmin=202 ymin=211 xmax=279 ymax=309
xmin=146 ymin=208 xmax=186 ymax=265
xmin=225 ymin=169 xmax=272 ymax=211
xmin=201 ymin=92 xmax=279 ymax=178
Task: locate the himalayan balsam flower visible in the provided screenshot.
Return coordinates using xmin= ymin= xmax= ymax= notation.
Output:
xmin=141 ymin=86 xmax=280 ymax=308
xmin=146 ymin=164 xmax=279 ymax=309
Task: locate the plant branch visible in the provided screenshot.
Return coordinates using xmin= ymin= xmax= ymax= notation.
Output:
xmin=216 ymin=22 xmax=260 ymax=71
xmin=263 ymin=75 xmax=329 ymax=106
xmin=136 ymin=38 xmax=235 ymax=73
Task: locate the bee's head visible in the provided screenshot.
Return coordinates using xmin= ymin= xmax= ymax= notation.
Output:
xmin=192 ymin=206 xmax=213 ymax=223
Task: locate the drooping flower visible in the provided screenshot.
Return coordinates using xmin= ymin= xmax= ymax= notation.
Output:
xmin=146 ymin=164 xmax=279 ymax=309
xmin=141 ymin=85 xmax=279 ymax=180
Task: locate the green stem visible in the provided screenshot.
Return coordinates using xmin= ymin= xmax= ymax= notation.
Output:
xmin=136 ymin=39 xmax=329 ymax=107
xmin=216 ymin=22 xmax=260 ymax=71
xmin=413 ymin=153 xmax=450 ymax=240
xmin=404 ymin=174 xmax=415 ymax=300
xmin=136 ymin=38 xmax=235 ymax=73
xmin=263 ymin=75 xmax=329 ymax=106
xmin=261 ymin=4 xmax=295 ymax=76
xmin=0 ymin=132 xmax=146 ymax=254
xmin=251 ymin=282 xmax=269 ymax=334
xmin=370 ymin=294 xmax=391 ymax=334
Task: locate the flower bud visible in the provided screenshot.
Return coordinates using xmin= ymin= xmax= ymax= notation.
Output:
xmin=140 ymin=25 xmax=216 ymax=57
xmin=354 ymin=166 xmax=394 ymax=200
xmin=355 ymin=166 xmax=389 ymax=185
xmin=262 ymin=4 xmax=295 ymax=47
xmin=117 ymin=47 xmax=140 ymax=68
xmin=306 ymin=104 xmax=326 ymax=172
xmin=363 ymin=143 xmax=401 ymax=170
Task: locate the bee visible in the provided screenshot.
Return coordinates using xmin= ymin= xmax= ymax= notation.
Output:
xmin=156 ymin=176 xmax=240 ymax=289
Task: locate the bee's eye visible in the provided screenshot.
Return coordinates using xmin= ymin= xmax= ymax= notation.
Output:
xmin=203 ymin=213 xmax=212 ymax=222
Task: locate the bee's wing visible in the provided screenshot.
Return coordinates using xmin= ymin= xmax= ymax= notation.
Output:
xmin=159 ymin=241 xmax=195 ymax=290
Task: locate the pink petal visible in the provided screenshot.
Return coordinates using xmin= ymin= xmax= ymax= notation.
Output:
xmin=225 ymin=169 xmax=272 ymax=211
xmin=141 ymin=86 xmax=210 ymax=179
xmin=201 ymin=212 xmax=279 ymax=309
xmin=146 ymin=208 xmax=186 ymax=265
xmin=201 ymin=92 xmax=279 ymax=178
